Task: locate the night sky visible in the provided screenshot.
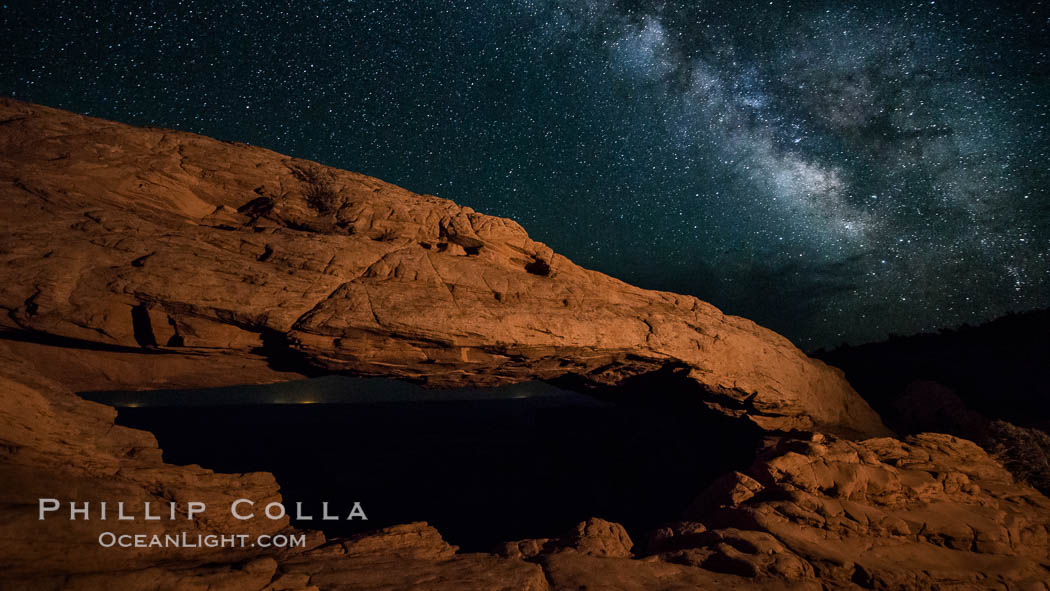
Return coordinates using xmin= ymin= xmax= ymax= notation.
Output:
xmin=2 ymin=1 xmax=1048 ymax=348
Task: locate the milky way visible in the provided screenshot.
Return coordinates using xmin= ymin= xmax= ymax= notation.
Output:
xmin=2 ymin=0 xmax=1047 ymax=347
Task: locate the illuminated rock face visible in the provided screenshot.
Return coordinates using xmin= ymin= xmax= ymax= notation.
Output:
xmin=9 ymin=99 xmax=1046 ymax=589
xmin=653 ymin=433 xmax=1050 ymax=589
xmin=3 ymin=356 xmax=1049 ymax=589
xmin=0 ymin=98 xmax=885 ymax=437
xmin=0 ymin=342 xmax=293 ymax=579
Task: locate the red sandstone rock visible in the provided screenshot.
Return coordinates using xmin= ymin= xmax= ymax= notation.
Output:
xmin=0 ymin=98 xmax=886 ymax=437
xmin=3 ymin=99 xmax=1049 ymax=591
xmin=0 ymin=341 xmax=296 ymax=579
xmin=2 ymin=317 xmax=1049 ymax=589
xmin=664 ymin=432 xmax=1050 ymax=589
xmin=499 ymin=517 xmax=634 ymax=559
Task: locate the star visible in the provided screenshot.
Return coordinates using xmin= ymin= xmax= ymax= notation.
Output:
xmin=1 ymin=0 xmax=1046 ymax=347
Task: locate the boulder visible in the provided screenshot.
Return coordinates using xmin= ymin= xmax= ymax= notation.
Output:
xmin=660 ymin=432 xmax=1050 ymax=589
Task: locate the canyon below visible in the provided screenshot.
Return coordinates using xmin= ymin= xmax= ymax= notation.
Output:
xmin=1 ymin=98 xmax=1048 ymax=590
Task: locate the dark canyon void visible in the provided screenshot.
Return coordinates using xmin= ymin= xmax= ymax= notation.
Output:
xmin=82 ymin=376 xmax=762 ymax=551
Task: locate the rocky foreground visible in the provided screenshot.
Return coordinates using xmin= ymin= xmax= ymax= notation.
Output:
xmin=1 ymin=99 xmax=1048 ymax=589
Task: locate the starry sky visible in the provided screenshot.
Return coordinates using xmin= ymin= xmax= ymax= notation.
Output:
xmin=2 ymin=0 xmax=1048 ymax=348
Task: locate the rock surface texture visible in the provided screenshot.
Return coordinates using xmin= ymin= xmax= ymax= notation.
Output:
xmin=2 ymin=99 xmax=1048 ymax=590
xmin=0 ymin=98 xmax=885 ymax=437
xmin=6 ymin=352 xmax=1046 ymax=590
xmin=655 ymin=432 xmax=1050 ymax=589
xmin=0 ymin=339 xmax=305 ymax=581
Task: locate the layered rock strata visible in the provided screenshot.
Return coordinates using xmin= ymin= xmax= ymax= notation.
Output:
xmin=0 ymin=98 xmax=885 ymax=437
xmin=3 ymin=99 xmax=1048 ymax=590
xmin=652 ymin=432 xmax=1050 ymax=589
